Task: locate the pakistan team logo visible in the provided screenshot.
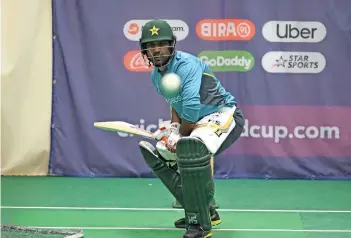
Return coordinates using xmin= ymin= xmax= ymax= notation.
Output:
xmin=198 ymin=50 xmax=255 ymax=72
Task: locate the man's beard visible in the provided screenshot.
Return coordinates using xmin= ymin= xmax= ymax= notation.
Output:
xmin=150 ymin=54 xmax=171 ymax=67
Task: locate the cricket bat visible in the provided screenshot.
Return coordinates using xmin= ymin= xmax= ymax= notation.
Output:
xmin=94 ymin=121 xmax=161 ymax=140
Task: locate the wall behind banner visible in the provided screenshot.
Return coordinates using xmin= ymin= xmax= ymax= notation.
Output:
xmin=1 ymin=0 xmax=52 ymax=175
xmin=50 ymin=0 xmax=351 ymax=179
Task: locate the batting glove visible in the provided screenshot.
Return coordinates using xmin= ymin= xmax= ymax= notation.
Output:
xmin=166 ymin=129 xmax=181 ymax=153
xmin=153 ymin=122 xmax=180 ymax=141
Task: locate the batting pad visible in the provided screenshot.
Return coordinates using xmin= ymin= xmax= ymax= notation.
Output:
xmin=176 ymin=137 xmax=214 ymax=231
xmin=139 ymin=141 xmax=184 ymax=207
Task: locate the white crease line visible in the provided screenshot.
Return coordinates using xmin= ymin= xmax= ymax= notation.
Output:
xmin=2 ymin=206 xmax=351 ymax=213
xmin=26 ymin=226 xmax=351 ymax=233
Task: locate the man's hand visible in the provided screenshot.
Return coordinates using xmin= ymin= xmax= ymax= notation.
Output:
xmin=153 ymin=122 xmax=180 ymax=141
xmin=166 ymin=107 xmax=197 ymax=150
xmin=165 ymin=123 xmax=181 ymax=152
xmin=153 ymin=126 xmax=170 ymax=141
xmin=165 ymin=131 xmax=181 ymax=152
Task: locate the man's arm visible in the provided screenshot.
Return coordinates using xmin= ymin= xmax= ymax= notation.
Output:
xmin=171 ymin=106 xmax=196 ymax=136
xmin=170 ymin=106 xmax=181 ymax=124
xmin=179 ymin=120 xmax=196 ymax=136
xmin=177 ymin=61 xmax=203 ymax=136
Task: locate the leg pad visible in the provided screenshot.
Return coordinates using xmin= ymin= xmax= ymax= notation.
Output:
xmin=139 ymin=141 xmax=184 ymax=207
xmin=176 ymin=137 xmax=214 ymax=231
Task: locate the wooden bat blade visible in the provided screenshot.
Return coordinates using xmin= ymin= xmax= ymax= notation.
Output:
xmin=94 ymin=121 xmax=155 ymax=139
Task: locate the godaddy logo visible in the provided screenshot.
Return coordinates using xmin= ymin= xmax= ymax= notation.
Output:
xmin=198 ymin=50 xmax=254 ymax=72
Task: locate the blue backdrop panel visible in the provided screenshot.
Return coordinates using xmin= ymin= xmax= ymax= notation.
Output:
xmin=51 ymin=0 xmax=351 ymax=178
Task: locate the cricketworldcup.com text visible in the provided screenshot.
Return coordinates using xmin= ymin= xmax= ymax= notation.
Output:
xmin=115 ymin=118 xmax=340 ymax=143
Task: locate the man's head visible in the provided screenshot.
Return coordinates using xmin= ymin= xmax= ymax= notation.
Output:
xmin=139 ymin=19 xmax=176 ymax=69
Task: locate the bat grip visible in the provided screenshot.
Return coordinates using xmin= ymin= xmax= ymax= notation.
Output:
xmin=161 ymin=136 xmax=168 ymax=143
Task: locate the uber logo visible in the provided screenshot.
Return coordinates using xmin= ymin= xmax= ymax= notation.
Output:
xmin=262 ymin=21 xmax=326 ymax=43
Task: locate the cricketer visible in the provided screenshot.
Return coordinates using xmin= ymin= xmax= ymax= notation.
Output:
xmin=137 ymin=19 xmax=244 ymax=238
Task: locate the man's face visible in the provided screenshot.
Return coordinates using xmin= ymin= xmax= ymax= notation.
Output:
xmin=145 ymin=40 xmax=172 ymax=67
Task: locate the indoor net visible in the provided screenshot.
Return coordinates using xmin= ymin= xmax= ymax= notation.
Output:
xmin=1 ymin=224 xmax=84 ymax=238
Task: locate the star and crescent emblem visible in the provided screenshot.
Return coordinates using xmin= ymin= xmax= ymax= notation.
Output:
xmin=149 ymin=25 xmax=159 ymax=35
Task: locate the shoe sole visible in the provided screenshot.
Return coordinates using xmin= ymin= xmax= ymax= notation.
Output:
xmin=205 ymin=231 xmax=212 ymax=238
xmin=211 ymin=219 xmax=222 ymax=226
xmin=175 ymin=219 xmax=222 ymax=229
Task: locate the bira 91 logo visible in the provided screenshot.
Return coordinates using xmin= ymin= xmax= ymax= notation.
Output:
xmin=198 ymin=50 xmax=255 ymax=72
xmin=124 ymin=50 xmax=153 ymax=72
xmin=261 ymin=51 xmax=326 ymax=73
xmin=196 ymin=19 xmax=255 ymax=41
xmin=262 ymin=21 xmax=327 ymax=43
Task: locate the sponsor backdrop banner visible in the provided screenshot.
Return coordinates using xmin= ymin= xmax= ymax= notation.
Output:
xmin=2 ymin=0 xmax=52 ymax=175
xmin=51 ymin=0 xmax=351 ymax=179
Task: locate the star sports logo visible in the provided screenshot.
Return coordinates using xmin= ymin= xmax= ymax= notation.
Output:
xmin=261 ymin=51 xmax=326 ymax=73
xmin=123 ymin=20 xmax=189 ymax=41
xmin=124 ymin=50 xmax=153 ymax=72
